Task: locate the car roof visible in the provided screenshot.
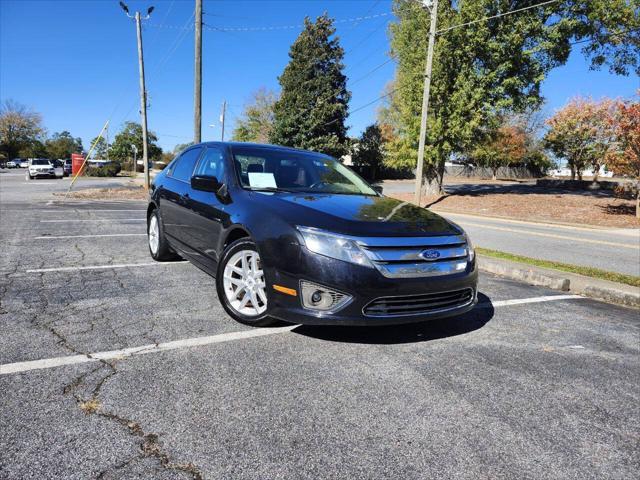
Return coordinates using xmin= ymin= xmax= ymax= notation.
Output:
xmin=193 ymin=141 xmax=332 ymax=157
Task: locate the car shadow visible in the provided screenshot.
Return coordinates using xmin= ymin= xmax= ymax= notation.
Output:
xmin=290 ymin=293 xmax=494 ymax=345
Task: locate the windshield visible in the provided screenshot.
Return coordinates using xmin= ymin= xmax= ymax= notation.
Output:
xmin=32 ymin=159 xmax=51 ymax=166
xmin=231 ymin=146 xmax=376 ymax=196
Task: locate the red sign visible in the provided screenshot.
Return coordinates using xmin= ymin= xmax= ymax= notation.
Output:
xmin=71 ymin=153 xmax=85 ymax=176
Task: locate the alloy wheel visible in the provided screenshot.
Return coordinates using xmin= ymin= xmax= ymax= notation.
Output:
xmin=223 ymin=249 xmax=267 ymax=316
xmin=148 ymin=215 xmax=159 ymax=255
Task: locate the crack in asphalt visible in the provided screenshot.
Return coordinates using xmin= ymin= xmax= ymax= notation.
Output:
xmin=19 ymin=267 xmax=204 ymax=480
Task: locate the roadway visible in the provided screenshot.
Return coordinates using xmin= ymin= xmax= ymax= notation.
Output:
xmin=382 ymin=179 xmax=640 ymax=277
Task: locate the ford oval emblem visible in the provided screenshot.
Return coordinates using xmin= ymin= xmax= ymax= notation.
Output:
xmin=421 ymin=249 xmax=440 ymax=260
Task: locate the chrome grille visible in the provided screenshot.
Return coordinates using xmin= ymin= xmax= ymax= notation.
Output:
xmin=356 ymin=235 xmax=469 ymax=278
xmin=363 ymin=288 xmax=474 ymax=317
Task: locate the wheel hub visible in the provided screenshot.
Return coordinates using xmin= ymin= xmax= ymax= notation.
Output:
xmin=222 ymin=249 xmax=267 ymax=317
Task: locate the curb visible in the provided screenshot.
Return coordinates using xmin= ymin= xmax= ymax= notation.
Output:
xmin=478 ymin=255 xmax=640 ymax=308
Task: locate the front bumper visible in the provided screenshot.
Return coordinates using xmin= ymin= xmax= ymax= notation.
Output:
xmin=265 ymin=246 xmax=478 ymax=326
xmin=30 ymin=170 xmax=55 ymax=177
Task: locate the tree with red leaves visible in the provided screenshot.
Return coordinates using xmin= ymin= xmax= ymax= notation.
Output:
xmin=608 ymin=98 xmax=640 ymax=217
xmin=544 ymin=97 xmax=618 ymax=181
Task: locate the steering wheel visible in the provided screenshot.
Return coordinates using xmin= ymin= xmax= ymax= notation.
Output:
xmin=308 ymin=181 xmax=330 ymax=190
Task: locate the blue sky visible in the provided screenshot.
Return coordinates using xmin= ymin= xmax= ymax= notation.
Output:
xmin=1 ymin=0 xmax=638 ymax=153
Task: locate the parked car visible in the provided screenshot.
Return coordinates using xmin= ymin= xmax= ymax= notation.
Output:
xmin=6 ymin=159 xmax=19 ymax=168
xmin=63 ymin=159 xmax=72 ymax=176
xmin=19 ymin=159 xmax=29 ymax=168
xmin=147 ymin=142 xmax=477 ymax=327
xmin=26 ymin=158 xmax=64 ymax=180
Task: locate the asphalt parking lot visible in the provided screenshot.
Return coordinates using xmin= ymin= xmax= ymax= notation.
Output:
xmin=1 ymin=172 xmax=639 ymax=479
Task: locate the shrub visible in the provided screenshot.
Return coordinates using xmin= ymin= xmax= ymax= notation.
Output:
xmin=85 ymin=163 xmax=121 ymax=177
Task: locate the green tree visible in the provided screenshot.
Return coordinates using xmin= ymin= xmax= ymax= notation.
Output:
xmin=271 ymin=14 xmax=350 ymax=158
xmin=18 ymin=139 xmax=47 ymax=158
xmin=233 ymin=88 xmax=277 ymax=143
xmin=109 ymin=122 xmax=162 ymax=167
xmin=45 ymin=131 xmax=83 ymax=159
xmin=386 ymin=0 xmax=639 ymax=195
xmin=352 ymin=124 xmax=385 ymax=180
xmin=0 ymin=100 xmax=45 ymax=159
xmin=89 ymin=136 xmax=109 ymax=159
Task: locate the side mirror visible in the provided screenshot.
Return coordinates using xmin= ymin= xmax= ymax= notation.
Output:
xmin=191 ymin=175 xmax=219 ymax=192
xmin=372 ymin=185 xmax=383 ymax=195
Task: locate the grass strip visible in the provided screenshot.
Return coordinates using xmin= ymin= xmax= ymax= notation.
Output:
xmin=476 ymin=247 xmax=640 ymax=288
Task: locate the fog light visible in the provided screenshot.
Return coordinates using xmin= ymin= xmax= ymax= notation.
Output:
xmin=300 ymin=281 xmax=351 ymax=313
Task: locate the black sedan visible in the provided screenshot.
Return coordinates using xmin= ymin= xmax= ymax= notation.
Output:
xmin=147 ymin=142 xmax=478 ymax=327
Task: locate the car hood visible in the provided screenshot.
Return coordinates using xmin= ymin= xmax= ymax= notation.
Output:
xmin=252 ymin=192 xmax=461 ymax=237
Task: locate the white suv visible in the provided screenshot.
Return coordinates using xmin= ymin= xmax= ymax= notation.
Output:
xmin=26 ymin=159 xmax=64 ymax=180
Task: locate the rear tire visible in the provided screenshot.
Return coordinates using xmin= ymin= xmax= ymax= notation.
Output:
xmin=216 ymin=238 xmax=276 ymax=327
xmin=147 ymin=209 xmax=175 ymax=261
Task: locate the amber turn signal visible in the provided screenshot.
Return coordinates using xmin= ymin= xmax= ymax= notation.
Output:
xmin=273 ymin=284 xmax=297 ymax=296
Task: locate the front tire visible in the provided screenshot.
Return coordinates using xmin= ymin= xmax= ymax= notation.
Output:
xmin=147 ymin=209 xmax=175 ymax=261
xmin=216 ymin=238 xmax=276 ymax=327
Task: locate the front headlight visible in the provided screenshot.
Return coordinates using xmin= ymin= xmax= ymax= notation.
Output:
xmin=297 ymin=226 xmax=373 ymax=267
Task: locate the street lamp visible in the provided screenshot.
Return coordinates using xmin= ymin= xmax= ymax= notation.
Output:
xmin=130 ymin=144 xmax=138 ymax=174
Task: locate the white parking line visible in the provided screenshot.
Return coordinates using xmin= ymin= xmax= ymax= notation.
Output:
xmin=38 ymin=209 xmax=147 ymax=213
xmin=26 ymin=261 xmax=186 ymax=273
xmin=0 ymin=295 xmax=585 ymax=375
xmin=488 ymin=295 xmax=583 ymax=307
xmin=40 ymin=218 xmax=145 ymax=223
xmin=35 ymin=234 xmax=146 ymax=240
xmin=0 ymin=326 xmax=298 ymax=375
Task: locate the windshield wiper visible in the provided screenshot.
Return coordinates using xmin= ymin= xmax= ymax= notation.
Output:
xmin=248 ymin=187 xmax=298 ymax=193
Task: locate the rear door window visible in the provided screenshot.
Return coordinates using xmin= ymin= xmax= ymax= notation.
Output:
xmin=169 ymin=147 xmax=203 ymax=182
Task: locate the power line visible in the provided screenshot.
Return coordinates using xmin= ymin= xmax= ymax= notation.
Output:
xmin=155 ymin=12 xmax=393 ymax=33
xmin=325 ymin=27 xmax=639 ymax=129
xmin=436 ymin=0 xmax=561 ymax=35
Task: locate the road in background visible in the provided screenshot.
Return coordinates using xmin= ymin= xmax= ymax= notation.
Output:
xmin=443 ymin=212 xmax=640 ymax=276
xmin=382 ymin=179 xmax=640 ymax=277
xmin=0 ymin=168 xmax=136 ymax=203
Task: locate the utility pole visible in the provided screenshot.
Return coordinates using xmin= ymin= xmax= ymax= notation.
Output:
xmin=120 ymin=2 xmax=154 ymax=191
xmin=105 ymin=121 xmax=110 ymax=161
xmin=414 ymin=0 xmax=439 ymax=207
xmin=194 ymin=0 xmax=203 ymax=143
xmin=220 ymin=100 xmax=226 ymax=141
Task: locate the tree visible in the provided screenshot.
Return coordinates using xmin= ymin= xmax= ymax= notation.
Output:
xmin=607 ymin=98 xmax=640 ymax=217
xmin=385 ymin=0 xmax=639 ymax=195
xmin=544 ymin=97 xmax=617 ymax=181
xmin=18 ymin=140 xmax=47 ymax=159
xmin=473 ymin=124 xmax=527 ymax=180
xmin=45 ymin=131 xmax=83 ymax=160
xmin=233 ymin=88 xmax=277 ymax=143
xmin=89 ymin=136 xmax=109 ymax=159
xmin=270 ymin=14 xmax=350 ymax=158
xmin=352 ymin=124 xmax=385 ymax=180
xmin=109 ymin=122 xmax=162 ymax=169
xmin=0 ymin=100 xmax=45 ymax=159
xmin=508 ymin=108 xmax=552 ymax=174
